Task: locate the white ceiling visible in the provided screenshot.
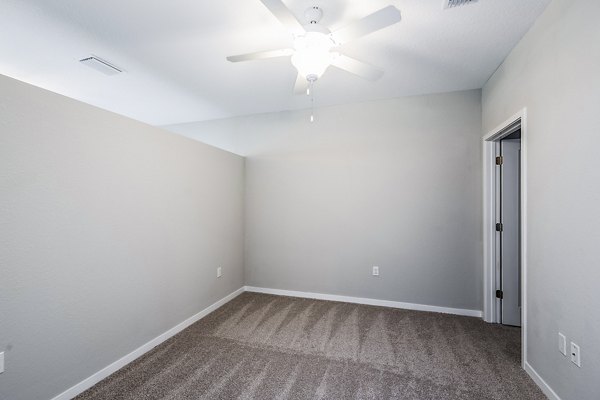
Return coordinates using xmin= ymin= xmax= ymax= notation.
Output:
xmin=0 ymin=0 xmax=550 ymax=126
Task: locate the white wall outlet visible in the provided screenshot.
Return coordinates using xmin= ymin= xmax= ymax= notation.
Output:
xmin=0 ymin=351 xmax=4 ymax=374
xmin=372 ymin=266 xmax=379 ymax=276
xmin=217 ymin=267 xmax=222 ymax=278
xmin=558 ymin=332 xmax=567 ymax=356
xmin=570 ymin=342 xmax=581 ymax=367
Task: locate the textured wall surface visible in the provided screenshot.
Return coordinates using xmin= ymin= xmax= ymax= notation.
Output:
xmin=169 ymin=90 xmax=483 ymax=312
xmin=483 ymin=0 xmax=600 ymax=398
xmin=0 ymin=74 xmax=245 ymax=400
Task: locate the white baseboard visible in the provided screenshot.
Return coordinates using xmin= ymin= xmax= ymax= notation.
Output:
xmin=244 ymin=286 xmax=482 ymax=318
xmin=524 ymin=362 xmax=561 ymax=400
xmin=50 ymin=286 xmax=245 ymax=400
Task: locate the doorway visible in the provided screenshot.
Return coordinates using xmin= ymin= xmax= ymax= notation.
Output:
xmin=482 ymin=109 xmax=528 ymax=366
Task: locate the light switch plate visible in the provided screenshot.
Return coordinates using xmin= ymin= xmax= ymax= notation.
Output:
xmin=558 ymin=333 xmax=567 ymax=356
xmin=0 ymin=351 xmax=4 ymax=373
xmin=372 ymin=266 xmax=380 ymax=276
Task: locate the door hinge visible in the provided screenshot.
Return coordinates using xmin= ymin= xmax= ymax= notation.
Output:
xmin=496 ymin=223 xmax=503 ymax=232
xmin=496 ymin=290 xmax=503 ymax=299
xmin=495 ymin=156 xmax=503 ymax=165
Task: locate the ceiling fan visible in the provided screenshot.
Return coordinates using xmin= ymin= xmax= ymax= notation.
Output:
xmin=226 ymin=0 xmax=402 ymax=95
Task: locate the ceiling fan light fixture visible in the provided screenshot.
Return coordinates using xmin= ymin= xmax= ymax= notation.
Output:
xmin=291 ymin=31 xmax=334 ymax=79
xmin=226 ymin=1 xmax=401 ymax=93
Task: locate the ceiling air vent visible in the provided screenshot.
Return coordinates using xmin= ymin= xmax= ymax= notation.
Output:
xmin=79 ymin=55 xmax=123 ymax=76
xmin=442 ymin=0 xmax=478 ymax=9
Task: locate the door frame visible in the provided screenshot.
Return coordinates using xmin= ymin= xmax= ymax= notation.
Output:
xmin=482 ymin=108 xmax=528 ymax=367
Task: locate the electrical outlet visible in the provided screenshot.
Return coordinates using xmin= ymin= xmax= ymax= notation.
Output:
xmin=0 ymin=352 xmax=4 ymax=374
xmin=558 ymin=333 xmax=567 ymax=356
xmin=217 ymin=267 xmax=222 ymax=278
xmin=372 ymin=266 xmax=379 ymax=276
xmin=570 ymin=342 xmax=581 ymax=367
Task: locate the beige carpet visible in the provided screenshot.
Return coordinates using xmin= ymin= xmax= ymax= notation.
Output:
xmin=76 ymin=292 xmax=545 ymax=399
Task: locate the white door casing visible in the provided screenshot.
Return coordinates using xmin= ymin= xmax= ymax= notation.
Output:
xmin=482 ymin=108 xmax=527 ymax=368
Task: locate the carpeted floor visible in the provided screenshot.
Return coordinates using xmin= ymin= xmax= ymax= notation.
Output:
xmin=75 ymin=292 xmax=545 ymax=400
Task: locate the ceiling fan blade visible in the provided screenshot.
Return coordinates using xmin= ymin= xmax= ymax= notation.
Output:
xmin=259 ymin=0 xmax=305 ymax=35
xmin=330 ymin=6 xmax=401 ymax=45
xmin=227 ymin=48 xmax=294 ymax=62
xmin=293 ymin=73 xmax=308 ymax=95
xmin=330 ymin=54 xmax=384 ymax=81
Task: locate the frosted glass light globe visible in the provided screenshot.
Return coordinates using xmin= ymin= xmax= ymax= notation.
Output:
xmin=291 ymin=32 xmax=335 ymax=79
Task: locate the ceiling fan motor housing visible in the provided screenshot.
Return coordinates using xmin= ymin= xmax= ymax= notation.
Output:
xmin=304 ymin=6 xmax=322 ymax=24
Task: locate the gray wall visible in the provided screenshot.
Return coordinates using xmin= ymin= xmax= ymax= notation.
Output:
xmin=0 ymin=74 xmax=245 ymax=400
xmin=169 ymin=90 xmax=483 ymax=311
xmin=482 ymin=0 xmax=600 ymax=398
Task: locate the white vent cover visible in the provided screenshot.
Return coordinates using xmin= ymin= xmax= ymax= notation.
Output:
xmin=79 ymin=56 xmax=123 ymax=76
xmin=442 ymin=0 xmax=478 ymax=9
